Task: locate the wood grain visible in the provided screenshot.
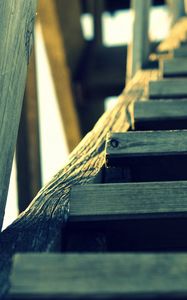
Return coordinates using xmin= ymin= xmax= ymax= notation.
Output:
xmin=106 ymin=130 xmax=187 ymax=181
xmin=106 ymin=130 xmax=187 ymax=159
xmin=0 ymin=0 xmax=38 ymax=230
xmin=9 ymin=253 xmax=187 ymax=299
xmin=149 ymin=78 xmax=187 ymax=98
xmin=70 ymin=181 xmax=187 ymax=221
xmin=134 ymin=99 xmax=187 ymax=130
xmin=16 ymin=48 xmax=41 ymax=212
xmin=0 ymin=69 xmax=155 ymax=296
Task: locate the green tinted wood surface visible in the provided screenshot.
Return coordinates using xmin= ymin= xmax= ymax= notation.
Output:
xmin=149 ymin=78 xmax=187 ymax=98
xmin=106 ymin=130 xmax=187 ymax=159
xmin=134 ymin=99 xmax=187 ymax=121
xmin=9 ymin=253 xmax=187 ymax=299
xmin=173 ymin=45 xmax=187 ymax=57
xmin=0 ymin=1 xmax=38 ymax=230
xmin=0 ymin=69 xmax=157 ymax=296
xmin=70 ymin=181 xmax=187 ymax=221
xmin=162 ymin=58 xmax=187 ymax=76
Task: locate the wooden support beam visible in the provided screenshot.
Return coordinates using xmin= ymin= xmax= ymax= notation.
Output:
xmin=53 ymin=0 xmax=85 ymax=76
xmin=134 ymin=99 xmax=187 ymax=130
xmin=149 ymin=78 xmax=187 ymax=98
xmin=106 ymin=130 xmax=187 ymax=181
xmin=126 ymin=0 xmax=151 ymax=81
xmin=16 ymin=49 xmax=42 ymax=213
xmin=161 ymin=58 xmax=187 ymax=77
xmin=0 ymin=0 xmax=38 ymax=231
xmin=70 ymin=181 xmax=187 ymax=221
xmin=38 ymin=0 xmax=81 ymax=152
xmin=9 ymin=253 xmax=187 ymax=299
xmin=93 ymin=0 xmax=104 ymax=45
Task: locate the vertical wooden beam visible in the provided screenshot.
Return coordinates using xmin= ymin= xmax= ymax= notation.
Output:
xmin=38 ymin=0 xmax=81 ymax=152
xmin=16 ymin=48 xmax=42 ymax=213
xmin=126 ymin=0 xmax=151 ymax=81
xmin=0 ymin=0 xmax=38 ymax=230
xmin=86 ymin=0 xmax=104 ymax=46
xmin=167 ymin=0 xmax=186 ymax=26
xmin=54 ymin=0 xmax=85 ymax=76
xmin=93 ymin=0 xmax=105 ymax=45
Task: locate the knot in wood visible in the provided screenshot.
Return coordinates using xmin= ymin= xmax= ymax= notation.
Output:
xmin=110 ymin=139 xmax=119 ymax=148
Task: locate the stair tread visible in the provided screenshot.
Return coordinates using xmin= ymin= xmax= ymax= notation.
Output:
xmin=149 ymin=78 xmax=187 ymax=99
xmin=161 ymin=58 xmax=187 ymax=77
xmin=106 ymin=130 xmax=187 ymax=160
xmin=69 ymin=181 xmax=187 ymax=221
xmin=10 ymin=253 xmax=187 ymax=299
xmin=173 ymin=45 xmax=187 ymax=57
xmin=134 ymin=99 xmax=187 ymax=130
xmin=135 ymin=99 xmax=187 ymax=121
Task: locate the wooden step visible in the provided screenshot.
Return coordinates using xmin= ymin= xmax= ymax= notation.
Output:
xmin=134 ymin=99 xmax=187 ymax=130
xmin=173 ymin=45 xmax=187 ymax=57
xmin=149 ymin=78 xmax=187 ymax=99
xmin=9 ymin=253 xmax=187 ymax=299
xmin=64 ymin=181 xmax=187 ymax=252
xmin=161 ymin=58 xmax=187 ymax=77
xmin=106 ymin=130 xmax=187 ymax=181
xmin=70 ymin=181 xmax=187 ymax=222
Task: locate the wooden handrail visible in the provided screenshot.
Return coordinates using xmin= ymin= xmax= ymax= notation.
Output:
xmin=0 ymin=68 xmax=157 ymax=296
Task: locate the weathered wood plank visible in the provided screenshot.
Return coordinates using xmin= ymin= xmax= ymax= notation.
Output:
xmin=161 ymin=58 xmax=187 ymax=77
xmin=0 ymin=0 xmax=38 ymax=231
xmin=93 ymin=0 xmax=105 ymax=45
xmin=70 ymin=181 xmax=187 ymax=221
xmin=38 ymin=0 xmax=81 ymax=151
xmin=16 ymin=49 xmax=41 ymax=213
xmin=173 ymin=45 xmax=187 ymax=57
xmin=9 ymin=253 xmax=187 ymax=299
xmin=126 ymin=0 xmax=151 ymax=81
xmin=106 ymin=130 xmax=187 ymax=181
xmin=106 ymin=130 xmax=187 ymax=159
xmin=149 ymin=78 xmax=187 ymax=98
xmin=134 ymin=99 xmax=187 ymax=130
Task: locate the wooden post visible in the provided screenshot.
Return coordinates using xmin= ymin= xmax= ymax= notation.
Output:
xmin=16 ymin=48 xmax=42 ymax=213
xmin=53 ymin=0 xmax=85 ymax=76
xmin=0 ymin=0 xmax=38 ymax=230
xmin=38 ymin=0 xmax=81 ymax=152
xmin=126 ymin=0 xmax=151 ymax=81
xmin=167 ymin=0 xmax=186 ymax=26
xmin=93 ymin=0 xmax=105 ymax=46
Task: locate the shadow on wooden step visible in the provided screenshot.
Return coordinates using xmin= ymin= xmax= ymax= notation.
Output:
xmin=62 ymin=218 xmax=187 ymax=253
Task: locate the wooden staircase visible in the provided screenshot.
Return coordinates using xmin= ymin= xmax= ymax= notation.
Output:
xmin=7 ymin=14 xmax=187 ymax=300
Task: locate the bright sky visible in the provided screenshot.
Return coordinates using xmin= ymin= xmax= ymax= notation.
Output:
xmin=81 ymin=5 xmax=171 ymax=45
xmin=2 ymin=5 xmax=171 ymax=231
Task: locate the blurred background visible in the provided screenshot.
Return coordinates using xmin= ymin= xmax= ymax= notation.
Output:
xmin=3 ymin=0 xmax=177 ymax=230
